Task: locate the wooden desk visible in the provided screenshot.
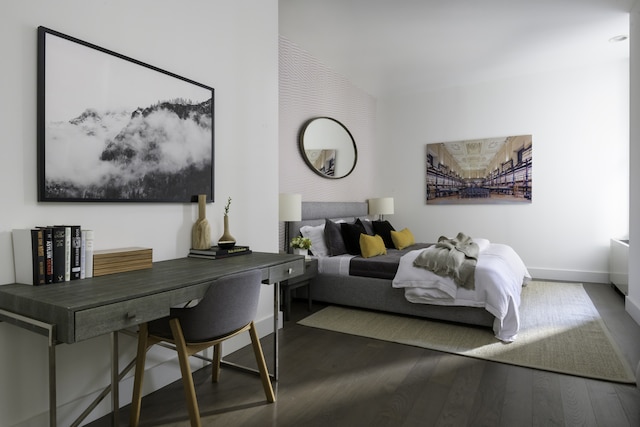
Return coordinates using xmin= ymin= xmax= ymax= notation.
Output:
xmin=0 ymin=252 xmax=304 ymax=427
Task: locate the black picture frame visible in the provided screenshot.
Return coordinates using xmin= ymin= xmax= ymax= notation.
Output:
xmin=37 ymin=26 xmax=214 ymax=203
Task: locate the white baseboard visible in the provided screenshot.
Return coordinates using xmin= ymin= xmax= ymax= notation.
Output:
xmin=527 ymin=267 xmax=609 ymax=284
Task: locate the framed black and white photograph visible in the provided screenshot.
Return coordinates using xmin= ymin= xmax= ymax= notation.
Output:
xmin=426 ymin=135 xmax=532 ymax=204
xmin=37 ymin=26 xmax=214 ymax=203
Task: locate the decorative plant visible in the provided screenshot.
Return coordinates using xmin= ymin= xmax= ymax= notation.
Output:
xmin=290 ymin=236 xmax=312 ymax=250
xmin=224 ymin=197 xmax=232 ymax=216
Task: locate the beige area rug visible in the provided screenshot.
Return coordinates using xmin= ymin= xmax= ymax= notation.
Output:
xmin=298 ymin=281 xmax=636 ymax=384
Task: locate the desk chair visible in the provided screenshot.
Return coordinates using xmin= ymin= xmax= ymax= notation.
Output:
xmin=130 ymin=269 xmax=275 ymax=427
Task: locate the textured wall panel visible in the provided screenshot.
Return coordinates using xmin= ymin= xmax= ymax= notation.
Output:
xmin=279 ymin=36 xmax=377 ymax=203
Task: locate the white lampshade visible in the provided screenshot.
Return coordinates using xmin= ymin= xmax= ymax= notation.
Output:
xmin=279 ymin=193 xmax=302 ymax=221
xmin=369 ymin=197 xmax=394 ymax=216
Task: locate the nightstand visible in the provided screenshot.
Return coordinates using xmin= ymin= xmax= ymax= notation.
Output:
xmin=280 ymin=258 xmax=318 ymax=321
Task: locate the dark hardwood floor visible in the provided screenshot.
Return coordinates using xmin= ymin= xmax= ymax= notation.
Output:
xmin=88 ymin=282 xmax=640 ymax=427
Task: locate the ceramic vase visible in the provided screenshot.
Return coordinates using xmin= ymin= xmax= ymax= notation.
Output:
xmin=192 ymin=194 xmax=211 ymax=249
xmin=293 ymin=248 xmax=308 ymax=257
xmin=218 ymin=215 xmax=236 ymax=249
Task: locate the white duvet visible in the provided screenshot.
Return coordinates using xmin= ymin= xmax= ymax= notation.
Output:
xmin=392 ymin=239 xmax=531 ymax=342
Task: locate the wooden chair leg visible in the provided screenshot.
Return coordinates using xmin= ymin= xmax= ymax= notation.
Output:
xmin=212 ymin=343 xmax=222 ymax=383
xmin=248 ymin=321 xmax=276 ymax=403
xmin=170 ymin=318 xmax=202 ymax=427
xmin=130 ymin=323 xmax=149 ymax=427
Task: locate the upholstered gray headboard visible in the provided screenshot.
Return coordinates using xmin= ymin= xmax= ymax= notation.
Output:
xmin=286 ymin=201 xmax=369 ymax=244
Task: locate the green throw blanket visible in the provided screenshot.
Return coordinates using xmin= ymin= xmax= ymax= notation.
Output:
xmin=413 ymin=232 xmax=479 ymax=289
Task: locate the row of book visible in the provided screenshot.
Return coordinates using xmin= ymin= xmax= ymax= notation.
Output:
xmin=188 ymin=245 xmax=252 ymax=259
xmin=12 ymin=226 xmax=94 ymax=285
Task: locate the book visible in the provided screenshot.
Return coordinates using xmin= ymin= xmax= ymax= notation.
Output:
xmin=33 ymin=229 xmax=46 ymax=285
xmin=11 ymin=229 xmax=32 ymax=285
xmin=40 ymin=227 xmax=54 ymax=284
xmin=80 ymin=231 xmax=86 ymax=279
xmin=81 ymin=229 xmax=94 ymax=279
xmin=69 ymin=225 xmax=82 ymax=280
xmin=189 ymin=245 xmax=251 ymax=257
xmin=11 ymin=229 xmax=45 ymax=285
xmin=58 ymin=226 xmax=71 ymax=281
xmin=51 ymin=226 xmax=67 ymax=283
xmin=188 ymin=248 xmax=252 ymax=260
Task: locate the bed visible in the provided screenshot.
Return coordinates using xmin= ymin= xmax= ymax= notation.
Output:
xmin=287 ymin=202 xmax=531 ymax=342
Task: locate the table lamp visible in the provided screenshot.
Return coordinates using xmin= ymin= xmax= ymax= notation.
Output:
xmin=279 ymin=193 xmax=302 ymax=253
xmin=369 ymin=197 xmax=394 ymax=220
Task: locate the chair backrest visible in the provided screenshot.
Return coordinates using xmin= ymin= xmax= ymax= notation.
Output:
xmin=169 ymin=269 xmax=262 ymax=342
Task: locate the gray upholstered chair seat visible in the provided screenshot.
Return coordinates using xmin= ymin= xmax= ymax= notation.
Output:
xmin=130 ymin=269 xmax=275 ymax=427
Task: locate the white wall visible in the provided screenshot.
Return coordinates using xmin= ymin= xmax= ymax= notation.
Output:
xmin=279 ymin=36 xmax=377 ymax=202
xmin=627 ymin=1 xmax=640 ymax=324
xmin=0 ymin=1 xmax=279 ymax=425
xmin=377 ymin=60 xmax=629 ymax=283
xmin=279 ymin=32 xmax=630 ymax=284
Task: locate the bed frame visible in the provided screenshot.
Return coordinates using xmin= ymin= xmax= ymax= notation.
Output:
xmin=287 ymin=201 xmax=495 ymax=328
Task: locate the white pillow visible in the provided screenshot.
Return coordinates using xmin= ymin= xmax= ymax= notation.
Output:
xmin=300 ymin=224 xmax=328 ymax=257
xmin=472 ymin=237 xmax=490 ymax=253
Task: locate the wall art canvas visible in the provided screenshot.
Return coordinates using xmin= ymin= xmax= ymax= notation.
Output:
xmin=37 ymin=26 xmax=214 ymax=203
xmin=426 ymin=135 xmax=532 ymax=205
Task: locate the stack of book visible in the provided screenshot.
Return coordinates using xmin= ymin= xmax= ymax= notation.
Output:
xmin=12 ymin=226 xmax=94 ymax=285
xmin=92 ymin=247 xmax=153 ymax=277
xmin=188 ymin=245 xmax=251 ymax=260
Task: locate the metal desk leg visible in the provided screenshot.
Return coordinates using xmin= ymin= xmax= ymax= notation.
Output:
xmin=273 ymin=281 xmax=280 ymax=381
xmin=48 ymin=332 xmax=57 ymax=427
xmin=0 ymin=308 xmax=57 ymax=427
xmin=111 ymin=332 xmax=119 ymax=426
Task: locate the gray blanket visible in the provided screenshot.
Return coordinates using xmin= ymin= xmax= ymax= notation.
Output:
xmin=413 ymin=232 xmax=479 ymax=289
xmin=348 ymin=243 xmax=432 ymax=280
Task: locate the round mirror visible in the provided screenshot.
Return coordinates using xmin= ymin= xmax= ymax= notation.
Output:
xmin=299 ymin=117 xmax=357 ymax=179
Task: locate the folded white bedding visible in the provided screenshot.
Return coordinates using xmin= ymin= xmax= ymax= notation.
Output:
xmin=392 ymin=240 xmax=531 ymax=342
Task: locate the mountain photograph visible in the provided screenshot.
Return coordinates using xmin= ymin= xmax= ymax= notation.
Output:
xmin=44 ymin=98 xmax=213 ymax=202
xmin=39 ymin=27 xmax=214 ymax=202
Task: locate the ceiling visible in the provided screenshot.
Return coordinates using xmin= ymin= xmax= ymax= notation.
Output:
xmin=279 ymin=0 xmax=633 ymax=97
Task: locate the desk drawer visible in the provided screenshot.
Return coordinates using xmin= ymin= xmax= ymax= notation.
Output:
xmin=268 ymin=259 xmax=304 ymax=283
xmin=75 ymin=292 xmax=176 ymax=341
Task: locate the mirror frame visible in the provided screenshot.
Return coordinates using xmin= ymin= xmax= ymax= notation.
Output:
xmin=298 ymin=117 xmax=358 ymax=179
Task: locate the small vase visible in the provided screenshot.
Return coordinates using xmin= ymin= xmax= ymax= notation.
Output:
xmin=293 ymin=248 xmax=308 ymax=257
xmin=218 ymin=215 xmax=236 ymax=249
xmin=192 ymin=194 xmax=211 ymax=249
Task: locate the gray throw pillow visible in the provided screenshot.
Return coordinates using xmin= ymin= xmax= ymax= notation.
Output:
xmin=324 ymin=219 xmax=347 ymax=256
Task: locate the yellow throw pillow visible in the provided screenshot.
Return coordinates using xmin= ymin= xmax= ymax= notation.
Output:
xmin=391 ymin=228 xmax=415 ymax=250
xmin=359 ymin=234 xmax=387 ymax=258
